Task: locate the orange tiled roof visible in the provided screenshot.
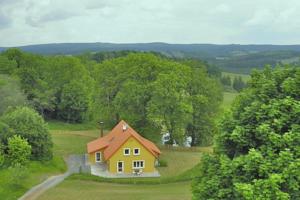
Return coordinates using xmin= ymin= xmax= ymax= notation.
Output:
xmin=87 ymin=120 xmax=161 ymax=160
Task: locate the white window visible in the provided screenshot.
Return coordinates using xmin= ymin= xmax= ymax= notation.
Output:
xmin=124 ymin=148 xmax=130 ymax=156
xmin=132 ymin=160 xmax=145 ymax=169
xmin=133 ymin=148 xmax=140 ymax=155
xmin=117 ymin=161 xmax=124 ymax=173
xmin=95 ymin=152 xmax=101 ymax=162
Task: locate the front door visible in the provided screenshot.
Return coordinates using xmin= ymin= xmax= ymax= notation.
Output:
xmin=117 ymin=161 xmax=124 ymax=173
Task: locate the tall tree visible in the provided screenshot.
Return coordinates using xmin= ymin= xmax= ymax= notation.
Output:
xmin=186 ymin=68 xmax=222 ymax=146
xmin=192 ymin=66 xmax=300 ymax=199
xmin=147 ymin=70 xmax=193 ymax=144
xmin=1 ymin=107 xmax=53 ymax=160
xmin=232 ymin=76 xmax=246 ymax=92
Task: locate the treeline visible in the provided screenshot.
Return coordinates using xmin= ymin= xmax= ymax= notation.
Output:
xmin=220 ymin=75 xmax=247 ymax=92
xmin=0 ymin=49 xmax=222 ymax=146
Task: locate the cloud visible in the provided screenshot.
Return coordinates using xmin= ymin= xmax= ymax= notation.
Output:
xmin=1 ymin=0 xmax=300 ymax=46
xmin=0 ymin=11 xmax=12 ymax=29
xmin=26 ymin=9 xmax=81 ymax=27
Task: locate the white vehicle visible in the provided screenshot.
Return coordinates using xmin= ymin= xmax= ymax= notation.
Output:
xmin=161 ymin=133 xmax=192 ymax=147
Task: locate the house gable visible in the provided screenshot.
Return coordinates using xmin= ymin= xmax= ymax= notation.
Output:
xmin=108 ymin=136 xmax=156 ymax=173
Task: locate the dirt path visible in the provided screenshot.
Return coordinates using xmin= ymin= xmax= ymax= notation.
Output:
xmin=19 ymin=155 xmax=86 ymax=200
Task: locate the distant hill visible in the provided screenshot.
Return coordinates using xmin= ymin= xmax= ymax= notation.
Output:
xmin=1 ymin=43 xmax=300 ymax=74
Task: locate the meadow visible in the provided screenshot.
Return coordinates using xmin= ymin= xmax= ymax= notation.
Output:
xmin=37 ymin=180 xmax=192 ymax=200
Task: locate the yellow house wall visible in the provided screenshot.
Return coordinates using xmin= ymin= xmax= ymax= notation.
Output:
xmin=89 ymin=149 xmax=104 ymax=164
xmin=108 ymin=137 xmax=156 ymax=173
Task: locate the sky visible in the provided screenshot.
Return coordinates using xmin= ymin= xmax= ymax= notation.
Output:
xmin=0 ymin=0 xmax=300 ymax=46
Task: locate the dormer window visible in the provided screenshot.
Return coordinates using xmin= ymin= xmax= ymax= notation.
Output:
xmin=122 ymin=124 xmax=128 ymax=131
xmin=95 ymin=152 xmax=101 ymax=162
xmin=124 ymin=148 xmax=130 ymax=155
xmin=133 ymin=148 xmax=140 ymax=155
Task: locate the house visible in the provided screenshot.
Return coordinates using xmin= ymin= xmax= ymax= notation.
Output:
xmin=87 ymin=120 xmax=161 ymax=177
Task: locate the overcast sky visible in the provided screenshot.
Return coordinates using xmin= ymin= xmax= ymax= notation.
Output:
xmin=0 ymin=0 xmax=300 ymax=46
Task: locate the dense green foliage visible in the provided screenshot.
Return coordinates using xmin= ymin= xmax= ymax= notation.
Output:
xmin=3 ymin=43 xmax=300 ymax=74
xmin=1 ymin=107 xmax=52 ymax=160
xmin=7 ymin=135 xmax=31 ymax=166
xmin=0 ymin=143 xmax=4 ymax=167
xmin=220 ymin=74 xmax=247 ymax=92
xmin=0 ymin=75 xmax=27 ymax=115
xmin=192 ymin=67 xmax=300 ymax=199
xmin=0 ymin=49 xmax=94 ymax=123
xmin=94 ymin=53 xmax=222 ymax=145
xmin=0 ymin=48 xmax=222 ymax=145
xmin=232 ymin=76 xmax=247 ymax=92
xmin=220 ymin=75 xmax=232 ymax=87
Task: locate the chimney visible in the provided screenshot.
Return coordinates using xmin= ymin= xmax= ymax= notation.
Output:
xmin=122 ymin=124 xmax=127 ymax=132
xmin=99 ymin=121 xmax=104 ymax=137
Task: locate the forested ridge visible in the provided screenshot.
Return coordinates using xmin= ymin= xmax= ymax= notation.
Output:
xmin=2 ymin=43 xmax=300 ymax=74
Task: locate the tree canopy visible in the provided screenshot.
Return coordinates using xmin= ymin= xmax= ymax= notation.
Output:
xmin=1 ymin=107 xmax=52 ymax=160
xmin=94 ymin=53 xmax=222 ymax=145
xmin=192 ymin=66 xmax=300 ymax=199
xmin=0 ymin=49 xmax=222 ymax=146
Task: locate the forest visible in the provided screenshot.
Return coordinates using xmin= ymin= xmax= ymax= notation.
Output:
xmin=2 ymin=43 xmax=300 ymax=74
xmin=0 ymin=48 xmax=224 ymax=146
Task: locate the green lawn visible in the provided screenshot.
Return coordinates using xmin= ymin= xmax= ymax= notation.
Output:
xmin=222 ymin=91 xmax=238 ymax=109
xmin=51 ymin=129 xmax=205 ymax=177
xmin=0 ymin=156 xmax=66 ymax=200
xmin=158 ymin=150 xmax=201 ymax=177
xmin=0 ymin=123 xmax=207 ymax=199
xmin=37 ymin=180 xmax=192 ymax=200
xmin=51 ymin=130 xmax=99 ymax=156
xmin=47 ymin=120 xmax=98 ymax=131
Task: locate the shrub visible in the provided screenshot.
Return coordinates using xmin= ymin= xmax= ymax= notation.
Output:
xmin=158 ymin=159 xmax=168 ymax=167
xmin=8 ymin=164 xmax=29 ymax=188
xmin=1 ymin=106 xmax=53 ymax=160
xmin=8 ymin=135 xmax=31 ymax=166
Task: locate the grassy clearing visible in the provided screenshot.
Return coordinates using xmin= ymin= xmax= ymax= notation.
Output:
xmin=0 ymin=156 xmax=66 ymax=200
xmin=51 ymin=130 xmax=99 ymax=156
xmin=157 ymin=150 xmax=201 ymax=177
xmin=37 ymin=180 xmax=192 ymax=200
xmin=222 ymin=71 xmax=250 ymax=82
xmin=222 ymin=91 xmax=238 ymax=109
xmin=47 ymin=120 xmax=98 ymax=131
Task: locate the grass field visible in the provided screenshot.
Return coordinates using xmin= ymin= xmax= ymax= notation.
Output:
xmin=222 ymin=71 xmax=250 ymax=82
xmin=222 ymin=91 xmax=238 ymax=109
xmin=37 ymin=180 xmax=192 ymax=200
xmin=0 ymin=156 xmax=66 ymax=200
xmin=47 ymin=120 xmax=98 ymax=131
xmin=31 ymin=128 xmax=205 ymax=200
xmin=51 ymin=130 xmax=99 ymax=156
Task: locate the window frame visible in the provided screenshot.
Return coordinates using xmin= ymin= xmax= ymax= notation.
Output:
xmin=132 ymin=160 xmax=145 ymax=169
xmin=117 ymin=161 xmax=124 ymax=173
xmin=95 ymin=151 xmax=101 ymax=162
xmin=133 ymin=148 xmax=140 ymax=155
xmin=123 ymin=148 xmax=131 ymax=156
